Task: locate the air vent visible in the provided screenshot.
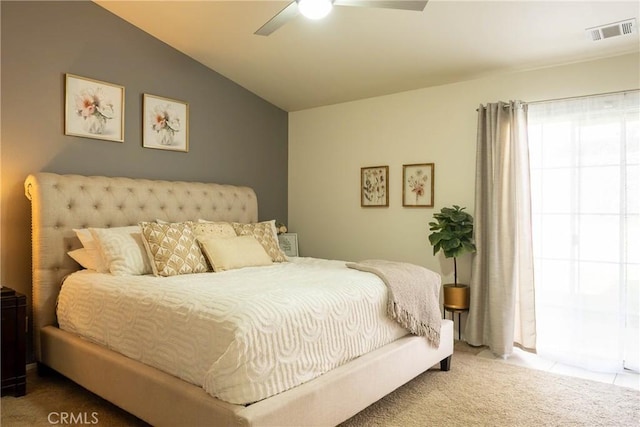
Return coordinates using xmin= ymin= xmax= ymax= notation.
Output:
xmin=586 ymin=18 xmax=637 ymax=41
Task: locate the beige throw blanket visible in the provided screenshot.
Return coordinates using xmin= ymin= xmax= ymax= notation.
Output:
xmin=346 ymin=259 xmax=442 ymax=347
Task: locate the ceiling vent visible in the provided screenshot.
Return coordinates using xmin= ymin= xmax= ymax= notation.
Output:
xmin=586 ymin=18 xmax=636 ymax=41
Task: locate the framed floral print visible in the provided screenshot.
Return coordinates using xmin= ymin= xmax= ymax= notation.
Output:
xmin=403 ymin=163 xmax=434 ymax=207
xmin=64 ymin=74 xmax=124 ymax=142
xmin=361 ymin=165 xmax=389 ymax=207
xmin=143 ymin=94 xmax=189 ymax=152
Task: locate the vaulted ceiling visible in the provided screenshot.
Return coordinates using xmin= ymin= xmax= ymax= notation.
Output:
xmin=95 ymin=0 xmax=640 ymax=111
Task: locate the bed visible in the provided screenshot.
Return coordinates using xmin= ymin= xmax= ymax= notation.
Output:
xmin=24 ymin=172 xmax=453 ymax=427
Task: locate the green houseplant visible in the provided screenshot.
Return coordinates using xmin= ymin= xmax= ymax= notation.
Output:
xmin=428 ymin=205 xmax=476 ymax=309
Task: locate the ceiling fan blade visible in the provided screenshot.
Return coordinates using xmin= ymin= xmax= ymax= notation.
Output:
xmin=255 ymin=1 xmax=299 ymax=36
xmin=333 ymin=0 xmax=428 ymax=11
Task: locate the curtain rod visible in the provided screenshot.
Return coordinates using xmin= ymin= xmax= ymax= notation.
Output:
xmin=527 ymin=88 xmax=638 ymax=105
xmin=476 ymin=89 xmax=638 ymax=111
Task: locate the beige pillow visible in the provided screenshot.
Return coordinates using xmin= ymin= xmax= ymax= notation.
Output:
xmin=191 ymin=221 xmax=236 ymax=239
xmin=190 ymin=222 xmax=237 ymax=271
xmin=199 ymin=236 xmax=273 ymax=272
xmin=139 ymin=222 xmax=208 ymax=277
xmin=232 ymin=220 xmax=287 ymax=263
xmin=73 ymin=228 xmax=108 ymax=273
xmin=67 ymin=248 xmax=96 ymax=270
xmin=90 ymin=226 xmax=152 ymax=276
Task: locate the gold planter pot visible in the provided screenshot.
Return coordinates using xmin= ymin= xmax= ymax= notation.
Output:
xmin=443 ymin=284 xmax=470 ymax=310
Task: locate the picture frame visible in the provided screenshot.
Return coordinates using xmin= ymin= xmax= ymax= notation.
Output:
xmin=278 ymin=233 xmax=299 ymax=257
xmin=143 ymin=93 xmax=189 ymax=152
xmin=64 ymin=74 xmax=125 ymax=142
xmin=402 ymin=163 xmax=435 ymax=207
xmin=361 ymin=165 xmax=389 ymax=207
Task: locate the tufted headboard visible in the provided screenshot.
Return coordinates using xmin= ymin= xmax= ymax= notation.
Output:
xmin=24 ymin=172 xmax=258 ymax=359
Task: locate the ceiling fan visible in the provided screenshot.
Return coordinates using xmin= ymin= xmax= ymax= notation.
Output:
xmin=255 ymin=0 xmax=429 ymax=36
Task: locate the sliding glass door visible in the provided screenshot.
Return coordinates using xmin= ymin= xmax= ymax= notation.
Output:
xmin=528 ymin=91 xmax=639 ymax=373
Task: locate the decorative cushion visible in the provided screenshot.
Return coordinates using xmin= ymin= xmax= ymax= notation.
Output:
xmin=198 ymin=236 xmax=273 ymax=272
xmin=191 ymin=221 xmax=237 ymax=239
xmin=139 ymin=221 xmax=208 ymax=277
xmin=90 ymin=226 xmax=152 ymax=276
xmin=232 ymin=220 xmax=288 ymax=263
xmin=73 ymin=228 xmax=109 ymax=273
xmin=67 ymin=248 xmax=95 ymax=270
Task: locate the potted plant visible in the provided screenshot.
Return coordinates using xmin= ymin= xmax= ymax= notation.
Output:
xmin=428 ymin=205 xmax=476 ymax=310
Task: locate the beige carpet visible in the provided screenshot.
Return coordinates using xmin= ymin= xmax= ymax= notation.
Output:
xmin=2 ymin=343 xmax=638 ymax=427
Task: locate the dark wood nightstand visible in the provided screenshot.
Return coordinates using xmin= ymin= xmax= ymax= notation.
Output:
xmin=1 ymin=286 xmax=27 ymax=396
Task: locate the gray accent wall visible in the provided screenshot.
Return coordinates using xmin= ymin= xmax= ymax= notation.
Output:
xmin=0 ymin=1 xmax=288 ymax=336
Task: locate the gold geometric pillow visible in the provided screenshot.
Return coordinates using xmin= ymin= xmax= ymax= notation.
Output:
xmin=139 ymin=221 xmax=208 ymax=277
xmin=231 ymin=220 xmax=287 ymax=263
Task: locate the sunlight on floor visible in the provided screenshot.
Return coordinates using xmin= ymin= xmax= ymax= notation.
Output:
xmin=476 ymin=347 xmax=640 ymax=391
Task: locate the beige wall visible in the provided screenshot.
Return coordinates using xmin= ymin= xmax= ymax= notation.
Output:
xmin=289 ymin=53 xmax=640 ymax=285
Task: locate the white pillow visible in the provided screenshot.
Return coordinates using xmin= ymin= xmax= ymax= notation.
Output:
xmin=89 ymin=226 xmax=152 ymax=276
xmin=67 ymin=248 xmax=96 ymax=270
xmin=73 ymin=228 xmax=109 ymax=273
xmin=198 ymin=235 xmax=273 ymax=272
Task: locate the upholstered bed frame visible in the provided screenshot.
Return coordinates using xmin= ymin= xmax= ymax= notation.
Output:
xmin=25 ymin=172 xmax=454 ymax=427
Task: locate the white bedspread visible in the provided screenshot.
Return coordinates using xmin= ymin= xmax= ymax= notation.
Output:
xmin=57 ymin=257 xmax=408 ymax=404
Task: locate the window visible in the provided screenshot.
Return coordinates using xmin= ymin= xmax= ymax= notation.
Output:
xmin=528 ymin=91 xmax=639 ymax=373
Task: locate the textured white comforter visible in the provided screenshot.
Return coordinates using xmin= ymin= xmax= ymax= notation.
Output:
xmin=57 ymin=257 xmax=408 ymax=404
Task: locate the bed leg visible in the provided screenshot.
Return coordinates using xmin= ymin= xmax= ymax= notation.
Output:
xmin=440 ymin=355 xmax=452 ymax=371
xmin=37 ymin=362 xmax=54 ymax=377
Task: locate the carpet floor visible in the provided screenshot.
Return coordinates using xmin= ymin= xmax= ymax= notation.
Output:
xmin=2 ymin=342 xmax=638 ymax=426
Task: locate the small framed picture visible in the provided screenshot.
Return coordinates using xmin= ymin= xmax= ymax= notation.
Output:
xmin=403 ymin=163 xmax=434 ymax=207
xmin=64 ymin=74 xmax=125 ymax=142
xmin=361 ymin=165 xmax=389 ymax=207
xmin=278 ymin=233 xmax=299 ymax=257
xmin=143 ymin=94 xmax=189 ymax=152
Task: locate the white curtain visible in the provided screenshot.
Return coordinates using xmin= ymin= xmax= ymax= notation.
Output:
xmin=466 ymin=101 xmax=537 ymax=357
xmin=528 ymin=91 xmax=639 ymax=373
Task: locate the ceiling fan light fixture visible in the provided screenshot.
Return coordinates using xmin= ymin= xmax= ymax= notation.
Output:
xmin=297 ymin=0 xmax=333 ymax=20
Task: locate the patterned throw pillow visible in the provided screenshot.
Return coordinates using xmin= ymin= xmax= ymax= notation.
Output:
xmin=139 ymin=221 xmax=208 ymax=277
xmin=231 ymin=220 xmax=288 ymax=263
